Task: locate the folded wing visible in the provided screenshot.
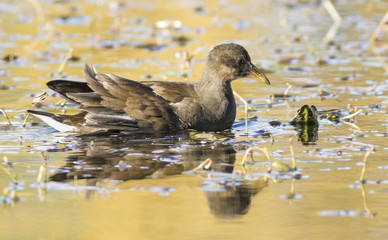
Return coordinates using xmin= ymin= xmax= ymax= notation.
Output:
xmin=47 ymin=64 xmax=186 ymax=132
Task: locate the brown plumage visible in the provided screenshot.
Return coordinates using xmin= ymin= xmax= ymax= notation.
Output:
xmin=28 ymin=43 xmax=270 ymax=133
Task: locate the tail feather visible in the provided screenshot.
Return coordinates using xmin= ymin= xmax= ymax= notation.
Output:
xmin=27 ymin=110 xmax=87 ymax=132
xmin=28 ymin=109 xmax=142 ymax=132
xmin=66 ymin=92 xmax=103 ymax=107
xmin=83 ymin=63 xmax=113 ymax=97
xmin=47 ymin=80 xmax=92 ymax=103
xmin=36 ymin=63 xmax=179 ymax=133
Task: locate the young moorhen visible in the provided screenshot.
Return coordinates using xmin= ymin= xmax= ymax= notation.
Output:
xmin=28 ymin=43 xmax=271 ymax=133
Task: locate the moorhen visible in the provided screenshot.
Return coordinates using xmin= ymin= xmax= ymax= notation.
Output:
xmin=28 ymin=43 xmax=271 ymax=133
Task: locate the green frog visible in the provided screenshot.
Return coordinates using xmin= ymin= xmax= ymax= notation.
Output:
xmin=289 ymin=105 xmax=342 ymax=145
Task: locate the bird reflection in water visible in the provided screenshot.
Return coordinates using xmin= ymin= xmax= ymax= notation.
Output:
xmin=49 ymin=131 xmax=267 ymax=218
xmin=202 ymin=177 xmax=267 ymax=218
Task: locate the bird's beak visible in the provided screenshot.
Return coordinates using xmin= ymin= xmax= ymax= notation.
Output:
xmin=250 ymin=63 xmax=271 ymax=85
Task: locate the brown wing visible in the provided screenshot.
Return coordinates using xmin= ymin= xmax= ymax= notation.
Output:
xmin=141 ymin=81 xmax=197 ymax=103
xmin=47 ymin=64 xmax=195 ymax=132
xmin=81 ymin=64 xmax=181 ymax=132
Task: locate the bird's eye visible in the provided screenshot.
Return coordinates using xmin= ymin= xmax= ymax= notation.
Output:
xmin=238 ymin=58 xmax=245 ymax=65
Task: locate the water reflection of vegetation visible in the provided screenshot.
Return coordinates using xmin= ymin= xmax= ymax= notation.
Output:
xmin=0 ymin=156 xmax=21 ymax=206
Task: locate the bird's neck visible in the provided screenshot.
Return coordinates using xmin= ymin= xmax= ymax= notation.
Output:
xmin=197 ymin=65 xmax=232 ymax=96
xmin=196 ymin=66 xmax=235 ymax=116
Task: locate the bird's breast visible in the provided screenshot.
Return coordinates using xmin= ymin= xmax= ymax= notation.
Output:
xmin=172 ymin=94 xmax=236 ymax=131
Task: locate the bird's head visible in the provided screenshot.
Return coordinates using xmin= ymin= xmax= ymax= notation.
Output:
xmin=206 ymin=43 xmax=271 ymax=85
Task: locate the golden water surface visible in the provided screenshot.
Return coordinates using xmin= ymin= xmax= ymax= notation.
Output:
xmin=1 ymin=0 xmax=388 ymax=239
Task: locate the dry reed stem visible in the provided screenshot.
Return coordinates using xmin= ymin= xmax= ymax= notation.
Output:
xmin=342 ymin=109 xmax=362 ymax=119
xmin=322 ymin=0 xmax=341 ymax=44
xmin=322 ymin=0 xmax=341 ymax=25
xmin=22 ymin=92 xmax=47 ymax=127
xmin=0 ymin=108 xmax=12 ymax=126
xmin=323 ymin=23 xmax=340 ymax=44
xmin=341 ymin=120 xmax=360 ymax=130
xmin=193 ymin=158 xmax=213 ymax=171
xmin=369 ymin=10 xmax=388 ymax=42
xmin=58 ymin=48 xmax=74 ymax=75
xmin=284 ymin=83 xmax=292 ymax=97
xmin=26 ymin=0 xmax=44 ymax=23
xmin=240 ymin=147 xmax=253 ymax=166
xmin=36 ymin=165 xmax=46 ymax=183
xmin=233 ymin=90 xmax=253 ymax=135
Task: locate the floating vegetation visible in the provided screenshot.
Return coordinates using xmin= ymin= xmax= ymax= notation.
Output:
xmin=172 ymin=35 xmax=191 ymax=46
xmin=53 ymin=15 xmax=91 ymax=26
xmin=270 ymin=160 xmax=293 ymax=173
xmin=155 ymin=19 xmax=182 ymax=29
xmin=278 ymin=54 xmax=305 ymax=65
xmin=2 ymin=54 xmax=19 ymax=62
xmin=318 ymin=108 xmax=341 ymax=122
xmin=130 ymin=186 xmax=175 ymax=196
xmin=239 ymin=147 xmax=297 ymax=175
xmin=134 ymin=43 xmax=167 ymax=51
xmin=318 ymin=209 xmax=372 ymax=218
xmin=189 ymin=131 xmax=229 ymax=141
xmin=338 ymin=72 xmax=356 ymax=81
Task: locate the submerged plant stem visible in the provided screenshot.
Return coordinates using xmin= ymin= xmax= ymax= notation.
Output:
xmin=361 ymin=183 xmax=375 ymax=218
xmin=239 ymin=147 xmax=272 ymax=166
xmin=360 ymin=147 xmax=375 ymax=182
xmin=289 ymin=138 xmax=296 ymax=170
xmin=233 ymin=90 xmax=253 ymax=136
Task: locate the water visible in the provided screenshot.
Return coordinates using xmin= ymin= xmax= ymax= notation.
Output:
xmin=1 ymin=0 xmax=388 ymax=239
